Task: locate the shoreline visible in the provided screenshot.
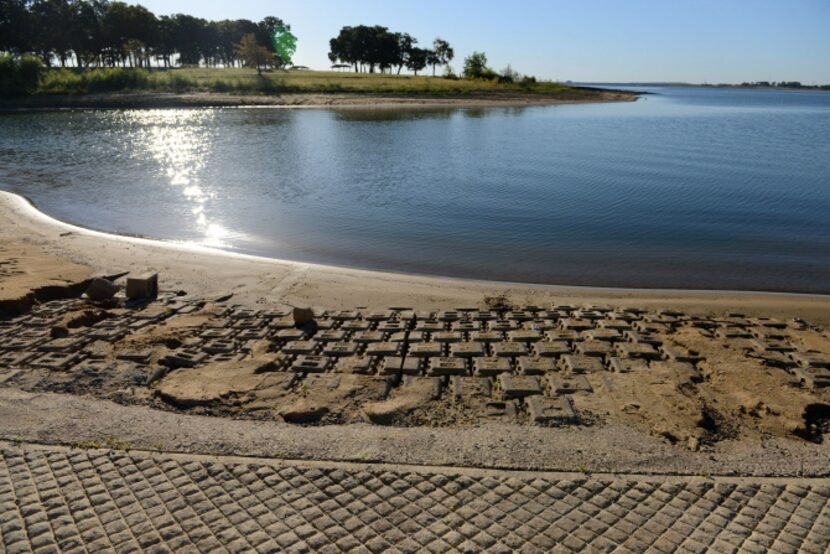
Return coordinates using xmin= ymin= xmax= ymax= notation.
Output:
xmin=0 ymin=89 xmax=638 ymax=111
xmin=2 ymin=190 xmax=830 ymax=325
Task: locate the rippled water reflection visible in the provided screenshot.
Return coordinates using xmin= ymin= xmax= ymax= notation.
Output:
xmin=1 ymin=86 xmax=829 ymax=292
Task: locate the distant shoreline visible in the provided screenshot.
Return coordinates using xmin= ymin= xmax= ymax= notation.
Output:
xmin=0 ymin=89 xmax=637 ymax=111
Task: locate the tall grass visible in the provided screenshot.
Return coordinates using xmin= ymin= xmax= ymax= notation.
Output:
xmin=30 ymin=67 xmax=585 ymax=98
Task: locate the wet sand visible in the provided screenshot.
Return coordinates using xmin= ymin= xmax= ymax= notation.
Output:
xmin=0 ymin=90 xmax=637 ymax=111
xmin=2 ymin=191 xmax=829 ymax=323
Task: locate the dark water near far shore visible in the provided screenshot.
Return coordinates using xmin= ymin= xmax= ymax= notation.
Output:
xmin=1 ymin=86 xmax=829 ymax=293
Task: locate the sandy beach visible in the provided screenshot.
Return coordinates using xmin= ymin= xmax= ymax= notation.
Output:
xmin=2 ymin=191 xmax=829 ymax=321
xmin=0 ymin=89 xmax=637 ymax=111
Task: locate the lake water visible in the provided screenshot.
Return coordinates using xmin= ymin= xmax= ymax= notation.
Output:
xmin=1 ymin=86 xmax=829 ymax=293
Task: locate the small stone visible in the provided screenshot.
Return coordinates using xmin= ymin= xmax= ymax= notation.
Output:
xmin=85 ymin=278 xmax=119 ymax=301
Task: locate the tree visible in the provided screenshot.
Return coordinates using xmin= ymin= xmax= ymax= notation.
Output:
xmin=431 ymin=38 xmax=454 ymax=76
xmin=405 ymin=47 xmax=428 ymax=76
xmin=394 ymin=32 xmax=415 ymax=75
xmin=0 ymin=0 xmax=33 ymax=56
xmin=463 ymin=51 xmax=488 ymax=79
xmin=270 ymin=24 xmax=297 ymax=68
xmin=234 ymin=33 xmax=271 ymax=74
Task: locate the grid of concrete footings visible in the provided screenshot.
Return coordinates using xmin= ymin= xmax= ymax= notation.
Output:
xmin=1 ymin=291 xmax=829 ymax=443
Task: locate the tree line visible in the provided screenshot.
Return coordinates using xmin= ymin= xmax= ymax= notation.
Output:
xmin=0 ymin=0 xmax=291 ymax=69
xmin=328 ymin=25 xmax=454 ymax=76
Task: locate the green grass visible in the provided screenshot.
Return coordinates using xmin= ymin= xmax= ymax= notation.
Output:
xmin=34 ymin=67 xmax=598 ymax=98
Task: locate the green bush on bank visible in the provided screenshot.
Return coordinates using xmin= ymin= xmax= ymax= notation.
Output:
xmin=0 ymin=55 xmax=44 ymax=96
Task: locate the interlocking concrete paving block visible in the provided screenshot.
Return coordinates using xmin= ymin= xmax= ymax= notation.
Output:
xmin=341 ymin=320 xmax=371 ymax=332
xmin=451 ymin=376 xmax=492 ymax=399
xmin=791 ymin=367 xmax=830 ymax=388
xmin=365 ymin=342 xmax=401 ymax=357
xmin=534 ymin=341 xmax=571 ymax=358
xmin=507 ymin=330 xmax=543 ymax=343
xmin=438 ymin=311 xmax=462 ymax=322
xmin=276 ymin=328 xmax=306 ymax=342
xmin=516 ymin=357 xmax=557 ymax=375
xmin=452 ymin=321 xmax=481 ymax=332
xmin=432 ymin=331 xmax=463 ymax=344
xmin=474 ymin=357 xmax=512 ymax=376
xmin=790 ymin=352 xmax=830 ymax=369
xmin=560 ymin=355 xmax=605 ymax=374
xmin=282 ymin=340 xmax=319 ymax=355
xmin=0 ymin=350 xmax=39 ymax=366
xmin=470 ymin=331 xmax=504 ymax=343
xmin=415 ymin=321 xmax=445 ymax=333
xmin=408 ymin=342 xmax=444 ymax=358
xmin=547 ymin=374 xmax=593 ymax=394
xmin=365 ymin=310 xmax=394 ymax=321
xmin=598 ymin=319 xmax=633 ymax=331
xmin=582 ymin=329 xmax=624 ymax=342
xmin=31 ymin=351 xmax=83 ymax=370
xmin=331 ymin=310 xmax=360 ymax=321
xmin=608 ymin=357 xmax=649 ymax=373
xmin=353 ymin=331 xmax=386 ymax=344
xmin=317 ymin=330 xmax=348 ymax=343
xmin=451 ymin=342 xmax=486 ymax=358
xmin=323 ymin=342 xmax=358 ymax=357
xmin=427 ymin=357 xmax=468 ymax=377
xmin=489 ymin=320 xmax=520 ymax=332
xmin=38 ymin=336 xmax=88 ymax=353
xmin=333 ymin=356 xmax=375 ymax=375
xmin=659 ymin=345 xmax=701 ymax=363
xmin=491 ymin=342 xmax=528 ymax=358
xmin=615 ymin=342 xmax=661 ymax=360
xmin=527 ymin=396 xmax=577 ymax=424
xmin=400 ymin=376 xmax=444 ymax=400
xmin=575 ymin=340 xmax=615 ymax=357
xmin=715 ymin=327 xmax=753 ymax=339
xmin=498 ymin=374 xmax=542 ymax=399
xmin=382 ymin=357 xmax=422 ymax=376
xmin=290 ymin=355 xmax=331 ymax=373
xmin=750 ymin=339 xmax=795 ymax=353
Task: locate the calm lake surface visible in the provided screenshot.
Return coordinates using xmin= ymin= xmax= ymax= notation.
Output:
xmin=1 ymin=86 xmax=829 ymax=293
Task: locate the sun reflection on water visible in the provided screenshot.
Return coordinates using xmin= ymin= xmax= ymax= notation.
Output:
xmin=127 ymin=109 xmax=235 ymax=249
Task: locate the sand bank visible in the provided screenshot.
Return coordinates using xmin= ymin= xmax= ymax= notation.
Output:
xmin=1 ymin=191 xmax=828 ymax=324
xmin=0 ymin=89 xmax=637 ymax=111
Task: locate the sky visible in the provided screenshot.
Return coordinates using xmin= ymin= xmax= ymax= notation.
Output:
xmin=137 ymin=0 xmax=830 ymax=84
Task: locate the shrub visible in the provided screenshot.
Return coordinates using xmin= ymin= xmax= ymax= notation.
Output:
xmin=0 ymin=55 xmax=44 ymax=96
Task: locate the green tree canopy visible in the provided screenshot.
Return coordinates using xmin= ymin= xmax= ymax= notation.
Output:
xmin=463 ymin=51 xmax=488 ymax=79
xmin=271 ymin=25 xmax=297 ymax=67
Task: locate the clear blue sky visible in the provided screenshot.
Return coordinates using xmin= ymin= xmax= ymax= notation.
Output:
xmin=138 ymin=0 xmax=830 ymax=84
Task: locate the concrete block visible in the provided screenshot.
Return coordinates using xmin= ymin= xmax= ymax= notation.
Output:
xmin=535 ymin=341 xmax=571 ymax=357
xmin=527 ymin=396 xmax=576 ymax=424
xmin=451 ymin=342 xmax=486 ymax=358
xmin=547 ymin=374 xmax=593 ymax=394
xmin=290 ymin=355 xmax=331 ymax=373
xmin=498 ymin=374 xmax=542 ymax=398
xmin=408 ymin=342 xmax=444 ymax=358
xmin=517 ymin=356 xmax=557 ymax=375
xmin=125 ymin=272 xmax=158 ymax=300
xmin=474 ymin=357 xmax=512 ymax=376
xmin=575 ymin=340 xmax=614 ymax=357
xmin=492 ymin=342 xmax=528 ymax=357
xmin=365 ymin=342 xmax=401 ymax=357
xmin=427 ymin=357 xmax=468 ymax=376
xmin=451 ymin=376 xmax=492 ymax=399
